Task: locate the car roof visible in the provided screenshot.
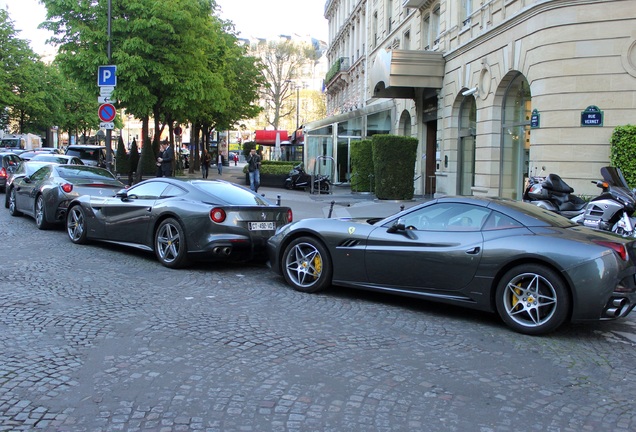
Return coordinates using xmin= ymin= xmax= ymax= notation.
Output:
xmin=67 ymin=145 xmax=105 ymax=149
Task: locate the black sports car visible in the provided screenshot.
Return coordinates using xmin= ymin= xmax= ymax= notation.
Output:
xmin=65 ymin=178 xmax=293 ymax=268
xmin=267 ymin=196 xmax=636 ymax=335
xmin=8 ymin=164 xmax=125 ymax=229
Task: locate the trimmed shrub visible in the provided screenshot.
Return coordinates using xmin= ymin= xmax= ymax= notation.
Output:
xmin=115 ymin=136 xmax=129 ymax=175
xmin=372 ymin=134 xmax=418 ymax=200
xmin=610 ymin=125 xmax=636 ymax=187
xmin=350 ymin=139 xmax=373 ymax=192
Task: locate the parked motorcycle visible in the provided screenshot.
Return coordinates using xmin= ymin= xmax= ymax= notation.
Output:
xmin=576 ymin=166 xmax=636 ymax=236
xmin=523 ymin=170 xmax=586 ymax=219
xmin=284 ymin=163 xmax=331 ymax=192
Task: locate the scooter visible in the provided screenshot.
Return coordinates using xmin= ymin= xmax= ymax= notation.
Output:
xmin=284 ymin=163 xmax=331 ymax=192
xmin=576 ymin=166 xmax=636 ymax=237
xmin=523 ymin=169 xmax=586 ymax=219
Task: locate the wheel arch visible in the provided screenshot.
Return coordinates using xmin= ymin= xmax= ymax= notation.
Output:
xmin=489 ymin=257 xmax=574 ymax=321
xmin=151 ymin=212 xmax=187 ymax=249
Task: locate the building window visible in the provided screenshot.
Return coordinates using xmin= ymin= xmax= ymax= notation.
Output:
xmin=422 ymin=14 xmax=431 ymax=50
xmin=432 ymin=6 xmax=441 ymax=46
xmin=387 ymin=0 xmax=393 ymax=32
xmin=461 ymin=0 xmax=473 ymax=26
xmin=373 ymin=12 xmax=378 ymax=47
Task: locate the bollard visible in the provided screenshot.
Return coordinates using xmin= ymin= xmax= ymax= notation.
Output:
xmin=400 ymin=205 xmax=405 ymax=212
xmin=277 ymin=195 xmax=281 ymax=206
xmin=328 ymin=200 xmax=335 ymax=218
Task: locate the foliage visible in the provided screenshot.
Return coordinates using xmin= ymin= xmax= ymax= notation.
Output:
xmin=372 ymin=135 xmax=418 ymax=200
xmin=350 ymin=140 xmax=374 ymax=192
xmin=250 ymin=39 xmax=318 ymax=130
xmin=129 ymin=138 xmax=140 ymax=174
xmin=140 ymin=137 xmax=158 ymax=176
xmin=610 ymin=125 xmax=636 ymax=187
xmin=243 ymin=161 xmax=295 ymax=176
xmin=115 ymin=136 xmax=130 ymax=175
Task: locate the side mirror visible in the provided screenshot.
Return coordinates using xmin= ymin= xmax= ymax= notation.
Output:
xmin=115 ymin=189 xmax=128 ymax=200
xmin=387 ymin=222 xmax=406 ymax=233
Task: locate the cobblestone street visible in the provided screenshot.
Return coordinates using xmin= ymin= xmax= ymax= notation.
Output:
xmin=1 ymin=199 xmax=635 ymax=431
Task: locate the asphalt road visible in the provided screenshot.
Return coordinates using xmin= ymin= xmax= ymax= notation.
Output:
xmin=1 ymin=182 xmax=636 ymax=431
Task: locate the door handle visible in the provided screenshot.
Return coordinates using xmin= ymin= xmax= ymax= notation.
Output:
xmin=465 ymin=247 xmax=481 ymax=255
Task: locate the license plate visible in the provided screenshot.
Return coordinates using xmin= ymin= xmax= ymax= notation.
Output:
xmin=249 ymin=221 xmax=275 ymax=231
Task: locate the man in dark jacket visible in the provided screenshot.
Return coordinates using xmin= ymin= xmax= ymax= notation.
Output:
xmin=246 ymin=148 xmax=261 ymax=192
xmin=157 ymin=142 xmax=174 ymax=177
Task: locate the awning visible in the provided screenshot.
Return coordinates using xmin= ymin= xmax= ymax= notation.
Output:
xmin=254 ymin=130 xmax=289 ymax=145
xmin=369 ymin=49 xmax=445 ymax=98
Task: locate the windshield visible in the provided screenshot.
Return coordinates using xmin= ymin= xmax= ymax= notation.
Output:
xmin=192 ymin=181 xmax=271 ymax=206
xmin=600 ymin=166 xmax=630 ymax=188
xmin=66 ymin=148 xmax=102 ymax=161
xmin=1 ymin=139 xmax=21 ymax=149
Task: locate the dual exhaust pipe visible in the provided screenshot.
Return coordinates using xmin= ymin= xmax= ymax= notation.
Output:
xmin=604 ymin=297 xmax=629 ymax=318
xmin=212 ymin=246 xmax=231 ymax=256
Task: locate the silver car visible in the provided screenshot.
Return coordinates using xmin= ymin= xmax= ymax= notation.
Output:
xmin=8 ymin=164 xmax=125 ymax=229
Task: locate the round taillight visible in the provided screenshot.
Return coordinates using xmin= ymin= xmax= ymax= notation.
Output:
xmin=286 ymin=208 xmax=293 ymax=223
xmin=0 ymin=167 xmax=6 ymax=179
xmin=61 ymin=183 xmax=73 ymax=193
xmin=210 ymin=207 xmax=226 ymax=223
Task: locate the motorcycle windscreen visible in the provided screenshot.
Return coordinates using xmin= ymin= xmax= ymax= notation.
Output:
xmin=601 ymin=166 xmax=630 ymax=188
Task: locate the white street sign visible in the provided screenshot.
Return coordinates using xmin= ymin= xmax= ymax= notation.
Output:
xmin=97 ymin=96 xmax=111 ymax=103
xmin=100 ymin=86 xmax=115 ymax=96
xmin=100 ymin=122 xmax=114 ymax=130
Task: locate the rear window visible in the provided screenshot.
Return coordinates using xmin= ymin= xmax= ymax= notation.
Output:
xmin=497 ymin=199 xmax=577 ymax=228
xmin=55 ymin=165 xmax=117 ymax=181
xmin=192 ymin=181 xmax=271 ymax=206
xmin=66 ymin=148 xmax=101 ymax=161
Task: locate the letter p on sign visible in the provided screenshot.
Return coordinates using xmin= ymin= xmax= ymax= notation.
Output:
xmin=97 ymin=65 xmax=117 ymax=87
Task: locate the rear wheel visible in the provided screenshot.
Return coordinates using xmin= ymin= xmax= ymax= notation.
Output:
xmin=281 ymin=236 xmax=332 ymax=293
xmin=154 ymin=218 xmax=189 ymax=269
xmin=66 ymin=205 xmax=88 ymax=244
xmin=495 ymin=264 xmax=570 ymax=335
xmin=284 ymin=179 xmax=293 ymax=190
xmin=8 ymin=188 xmax=21 ymax=216
xmin=319 ymin=180 xmax=330 ymax=193
xmin=35 ymin=195 xmax=52 ymax=230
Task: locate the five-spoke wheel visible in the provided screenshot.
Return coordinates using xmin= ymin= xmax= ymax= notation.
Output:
xmin=155 ymin=218 xmax=189 ymax=268
xmin=8 ymin=188 xmax=21 ymax=216
xmin=35 ymin=195 xmax=51 ymax=230
xmin=66 ymin=205 xmax=88 ymax=244
xmin=495 ymin=264 xmax=570 ymax=335
xmin=282 ymin=236 xmax=332 ymax=293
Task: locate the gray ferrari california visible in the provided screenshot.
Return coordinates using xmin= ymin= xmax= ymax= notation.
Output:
xmin=267 ymin=196 xmax=636 ymax=335
xmin=66 ymin=178 xmax=292 ymax=269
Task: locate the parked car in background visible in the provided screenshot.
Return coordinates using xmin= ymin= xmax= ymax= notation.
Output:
xmin=17 ymin=151 xmax=42 ymax=161
xmin=0 ymin=152 xmax=23 ymax=193
xmin=30 ymin=154 xmax=84 ymax=165
xmin=65 ymin=178 xmax=292 ymax=268
xmin=65 ymin=145 xmax=107 ymax=168
xmin=268 ymin=196 xmax=636 ymax=335
xmin=4 ymin=161 xmax=56 ymax=207
xmin=33 ymin=147 xmax=63 ymax=154
xmin=8 ymin=165 xmax=125 ymax=230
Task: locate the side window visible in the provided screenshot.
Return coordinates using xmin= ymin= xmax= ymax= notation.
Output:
xmin=482 ymin=211 xmax=524 ymax=231
xmin=30 ymin=166 xmax=52 ymax=182
xmin=161 ymin=185 xmax=186 ymax=198
xmin=127 ymin=182 xmax=168 ymax=199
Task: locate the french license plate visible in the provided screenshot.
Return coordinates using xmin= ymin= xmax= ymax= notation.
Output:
xmin=249 ymin=221 xmax=275 ymax=231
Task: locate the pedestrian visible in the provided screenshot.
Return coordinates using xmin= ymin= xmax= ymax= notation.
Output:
xmin=157 ymin=141 xmax=174 ymax=177
xmin=201 ymin=148 xmax=211 ymax=179
xmin=234 ymin=152 xmax=238 ymax=166
xmin=246 ymin=148 xmax=261 ymax=192
xmin=156 ymin=142 xmax=166 ymax=177
xmin=217 ymin=152 xmax=224 ymax=175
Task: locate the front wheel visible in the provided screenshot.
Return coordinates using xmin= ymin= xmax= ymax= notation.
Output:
xmin=66 ymin=205 xmax=89 ymax=244
xmin=154 ymin=218 xmax=189 ymax=269
xmin=281 ymin=236 xmax=332 ymax=293
xmin=284 ymin=179 xmax=293 ymax=190
xmin=318 ymin=180 xmax=330 ymax=193
xmin=8 ymin=188 xmax=21 ymax=216
xmin=35 ymin=195 xmax=52 ymax=230
xmin=495 ymin=264 xmax=570 ymax=335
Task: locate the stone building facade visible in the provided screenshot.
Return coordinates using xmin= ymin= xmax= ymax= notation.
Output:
xmin=308 ymin=0 xmax=636 ymax=198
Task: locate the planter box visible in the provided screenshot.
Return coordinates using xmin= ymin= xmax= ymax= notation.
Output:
xmin=245 ymin=173 xmax=288 ymax=188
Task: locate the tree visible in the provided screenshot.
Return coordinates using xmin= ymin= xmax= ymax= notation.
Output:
xmin=251 ymin=39 xmax=317 ymax=130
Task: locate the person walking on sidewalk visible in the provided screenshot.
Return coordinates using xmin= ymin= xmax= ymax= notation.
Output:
xmin=201 ymin=148 xmax=211 ymax=179
xmin=246 ymin=148 xmax=261 ymax=192
xmin=217 ymin=152 xmax=224 ymax=175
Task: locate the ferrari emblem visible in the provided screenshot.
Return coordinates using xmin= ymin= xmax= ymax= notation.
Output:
xmin=261 ymin=212 xmax=266 ymax=220
xmin=348 ymin=227 xmax=355 ymax=235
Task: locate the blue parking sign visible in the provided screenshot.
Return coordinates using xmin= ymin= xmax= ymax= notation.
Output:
xmin=97 ymin=65 xmax=117 ymax=86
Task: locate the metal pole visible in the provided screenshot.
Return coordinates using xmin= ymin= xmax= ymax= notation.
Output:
xmin=105 ymin=0 xmax=113 ymax=172
xmin=296 ymin=87 xmax=300 ymax=129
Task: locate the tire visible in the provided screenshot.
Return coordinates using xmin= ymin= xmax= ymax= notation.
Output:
xmin=284 ymin=179 xmax=293 ymax=190
xmin=35 ymin=195 xmax=52 ymax=230
xmin=154 ymin=218 xmax=189 ymax=269
xmin=5 ymin=187 xmax=11 ymax=209
xmin=8 ymin=188 xmax=21 ymax=216
xmin=66 ymin=205 xmax=89 ymax=244
xmin=281 ymin=236 xmax=332 ymax=293
xmin=495 ymin=264 xmax=570 ymax=335
xmin=319 ymin=180 xmax=330 ymax=193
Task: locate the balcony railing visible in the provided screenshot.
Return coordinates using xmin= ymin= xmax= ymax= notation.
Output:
xmin=325 ymin=57 xmax=350 ymax=85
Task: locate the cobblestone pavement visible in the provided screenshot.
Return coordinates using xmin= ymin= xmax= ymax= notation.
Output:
xmin=1 ymin=193 xmax=636 ymax=431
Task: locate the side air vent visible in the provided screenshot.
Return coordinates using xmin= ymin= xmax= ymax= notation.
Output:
xmin=338 ymin=239 xmax=361 ymax=248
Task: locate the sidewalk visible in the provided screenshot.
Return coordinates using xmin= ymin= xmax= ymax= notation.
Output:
xmin=177 ymin=163 xmax=427 ymax=220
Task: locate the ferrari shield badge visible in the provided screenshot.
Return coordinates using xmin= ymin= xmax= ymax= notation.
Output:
xmin=348 ymin=226 xmax=356 ymax=235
